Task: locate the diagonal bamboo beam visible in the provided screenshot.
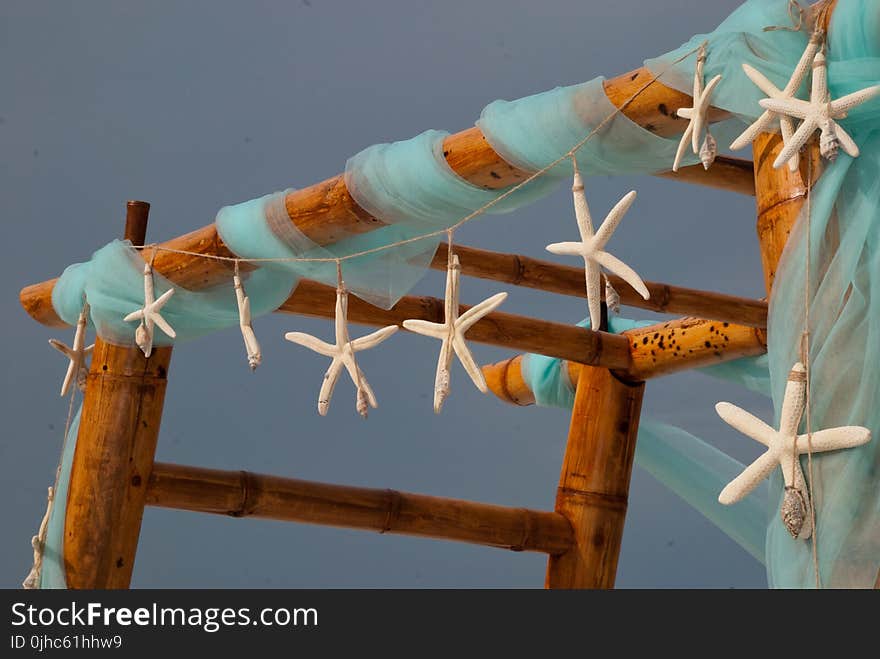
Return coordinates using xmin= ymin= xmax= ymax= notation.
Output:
xmin=145 ymin=462 xmax=574 ymax=555
xmin=483 ymin=316 xmax=768 ymax=406
xmin=434 ymin=243 xmax=767 ymax=328
xmin=20 ymin=68 xmax=754 ymax=328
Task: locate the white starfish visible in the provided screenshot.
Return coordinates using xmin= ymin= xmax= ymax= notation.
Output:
xmin=22 ymin=486 xmax=54 ymax=589
xmin=285 ymin=287 xmax=397 ymax=417
xmin=233 ymin=272 xmax=261 ymax=370
xmin=759 ymin=51 xmax=880 ymax=168
xmin=673 ymin=45 xmax=722 ymax=172
xmin=123 ymin=262 xmax=176 ymax=358
xmin=48 ymin=303 xmax=93 ymax=396
xmin=546 ymin=174 xmax=649 ymax=330
xmin=402 ymin=254 xmax=507 ymax=413
xmin=716 ymin=362 xmax=871 ymax=540
xmin=730 ymin=31 xmax=822 ymax=171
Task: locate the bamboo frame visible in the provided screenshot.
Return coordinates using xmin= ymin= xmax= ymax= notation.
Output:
xmin=546 ymin=366 xmax=644 ymax=588
xmin=19 ymin=67 xmax=754 ymax=328
xmin=145 ymin=462 xmax=575 ymax=555
xmin=62 ymin=202 xmax=173 ymax=589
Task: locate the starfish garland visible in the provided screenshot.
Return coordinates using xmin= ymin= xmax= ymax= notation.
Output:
xmin=759 ymin=50 xmax=880 ymax=169
xmin=233 ymin=269 xmax=261 ymax=370
xmin=716 ymin=362 xmax=871 ymax=539
xmin=48 ymin=303 xmax=93 ymax=396
xmin=285 ymin=286 xmax=397 ymax=417
xmin=22 ymin=486 xmax=54 ymax=589
xmin=673 ymin=44 xmax=723 ymax=172
xmin=402 ymin=253 xmax=507 ymax=413
xmin=123 ymin=262 xmax=176 ymax=358
xmin=546 ymin=169 xmax=649 ymax=330
xmin=730 ymin=31 xmax=823 ymax=171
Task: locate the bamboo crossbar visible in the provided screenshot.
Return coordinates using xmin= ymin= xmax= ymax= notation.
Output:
xmin=145 ymin=462 xmax=575 ymax=555
xmin=433 ymin=244 xmax=768 ymax=328
xmin=20 ymin=67 xmax=754 ymax=329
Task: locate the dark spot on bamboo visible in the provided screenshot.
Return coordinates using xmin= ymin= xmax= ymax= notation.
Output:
xmin=490 ymin=171 xmax=501 ymax=180
xmin=116 ymin=558 xmax=124 ymax=568
xmin=653 ymin=333 xmax=659 ymax=340
xmin=705 ymin=341 xmax=711 ymax=348
xmin=157 ymin=365 xmax=167 ymax=378
xmin=131 ymin=475 xmax=141 ymax=487
xmin=443 ymin=150 xmax=450 ymax=157
xmin=642 ymin=337 xmax=648 ymax=344
xmin=658 ymin=103 xmax=670 ymax=116
xmin=630 ymin=72 xmax=639 ymax=81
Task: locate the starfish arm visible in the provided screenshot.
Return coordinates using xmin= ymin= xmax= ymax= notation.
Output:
xmin=402 ymin=319 xmax=448 ymax=339
xmin=571 ymin=173 xmax=595 ymax=241
xmin=284 ymin=332 xmax=337 ymax=357
xmin=586 ymin=260 xmax=602 ymax=330
xmin=592 ymin=191 xmax=637 ymax=250
xmin=759 ymin=98 xmax=810 ymax=119
xmin=341 ymin=355 xmax=378 ymax=409
xmin=718 ymin=451 xmax=779 ymax=505
xmin=779 ymin=116 xmax=800 ymax=172
xmin=48 ymin=339 xmax=74 ymax=359
xmin=452 ymin=334 xmax=487 ymax=392
xmin=784 ymin=38 xmax=821 ymax=95
xmin=676 ymin=107 xmax=694 ymax=120
xmin=545 ymin=241 xmax=585 ymax=256
xmin=150 ymin=312 xmax=176 ymax=339
xmin=153 ymin=288 xmax=175 ymax=311
xmin=238 ymin=295 xmax=252 ymax=326
xmin=798 ymin=426 xmax=871 ymax=454
xmin=457 ymin=292 xmax=508 ymax=332
xmin=444 ymin=257 xmax=460 ymax=325
xmin=691 ymin=75 xmax=722 ymax=152
xmin=123 ymin=309 xmax=145 ymax=323
xmin=773 ymin=117 xmax=818 ymax=169
xmin=317 ymin=357 xmax=344 ymax=416
xmin=592 ymin=251 xmax=649 ymax=300
xmin=334 ymin=290 xmax=350 ymax=345
xmin=742 ymin=63 xmax=782 ymax=97
xmin=833 ymin=122 xmax=861 ymax=158
xmin=672 ymin=123 xmax=694 ymax=172
xmin=84 ymin=344 xmax=95 ymax=355
xmin=433 ymin=337 xmax=455 ymax=413
xmin=715 ymin=402 xmax=775 ymax=446
xmin=729 ymin=111 xmax=776 ymax=151
xmin=350 ymin=325 xmax=398 ymax=351
xmin=831 ymin=85 xmax=880 ymax=115
xmin=811 ymin=55 xmax=828 ymax=105
xmin=143 ymin=266 xmax=155 ymax=305
xmin=60 ymin=362 xmax=77 ymax=397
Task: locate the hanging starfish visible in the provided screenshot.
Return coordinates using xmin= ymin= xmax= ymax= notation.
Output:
xmin=672 ymin=44 xmax=723 ymax=172
xmin=233 ymin=271 xmax=261 ymax=370
xmin=22 ymin=486 xmax=54 ymax=589
xmin=759 ymin=51 xmax=880 ymax=168
xmin=402 ymin=254 xmax=507 ymax=413
xmin=730 ymin=30 xmax=822 ymax=171
xmin=123 ymin=262 xmax=176 ymax=358
xmin=48 ymin=303 xmax=93 ymax=397
xmin=546 ymin=173 xmax=649 ymax=330
xmin=285 ymin=287 xmax=397 ymax=417
xmin=716 ymin=362 xmax=871 ymax=539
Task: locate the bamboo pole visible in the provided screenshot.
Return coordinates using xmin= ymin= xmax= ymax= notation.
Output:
xmin=483 ymin=315 xmax=767 ymax=405
xmin=62 ymin=201 xmax=173 ymax=589
xmin=20 ymin=68 xmax=754 ymax=328
xmin=545 ymin=366 xmax=645 ymax=588
xmin=433 ymin=243 xmax=768 ymax=327
xmin=145 ymin=462 xmax=574 ymax=555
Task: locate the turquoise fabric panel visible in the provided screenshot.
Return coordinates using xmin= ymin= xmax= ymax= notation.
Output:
xmin=477 ymin=76 xmax=744 ymax=177
xmin=39 ymin=406 xmax=81 ymax=589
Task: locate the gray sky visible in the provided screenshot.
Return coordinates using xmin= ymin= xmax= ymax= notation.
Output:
xmin=1 ymin=0 xmax=771 ymax=587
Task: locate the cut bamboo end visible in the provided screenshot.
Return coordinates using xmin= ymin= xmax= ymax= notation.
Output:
xmin=146 ymin=462 xmax=575 ymax=555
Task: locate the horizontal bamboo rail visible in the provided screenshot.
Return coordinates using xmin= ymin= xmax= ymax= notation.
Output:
xmin=145 ymin=462 xmax=574 ymax=555
xmin=20 ymin=67 xmax=753 ymax=329
xmin=483 ymin=316 xmax=768 ymax=405
xmin=433 ymin=244 xmax=768 ymax=328
xmin=281 ymin=279 xmax=632 ymax=368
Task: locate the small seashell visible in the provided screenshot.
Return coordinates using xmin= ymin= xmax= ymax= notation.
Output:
xmin=819 ymin=119 xmax=839 ymax=161
xmin=604 ymin=275 xmax=620 ymax=315
xmin=700 ymin=132 xmax=717 ymax=170
xmin=781 ymin=486 xmax=808 ymax=538
xmin=356 ymin=388 xmax=370 ymax=419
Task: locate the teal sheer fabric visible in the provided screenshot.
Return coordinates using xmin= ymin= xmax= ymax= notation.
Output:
xmin=478 ymin=77 xmax=744 ymax=177
xmin=645 ymin=0 xmax=880 ymax=588
xmin=39 ymin=406 xmax=80 ymax=589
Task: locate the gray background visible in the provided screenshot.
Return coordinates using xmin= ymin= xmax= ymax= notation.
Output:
xmin=0 ymin=0 xmax=771 ymax=588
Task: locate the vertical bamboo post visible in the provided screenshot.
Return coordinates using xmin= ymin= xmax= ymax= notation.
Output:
xmin=545 ymin=366 xmax=645 ymax=589
xmin=63 ymin=201 xmax=174 ymax=589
